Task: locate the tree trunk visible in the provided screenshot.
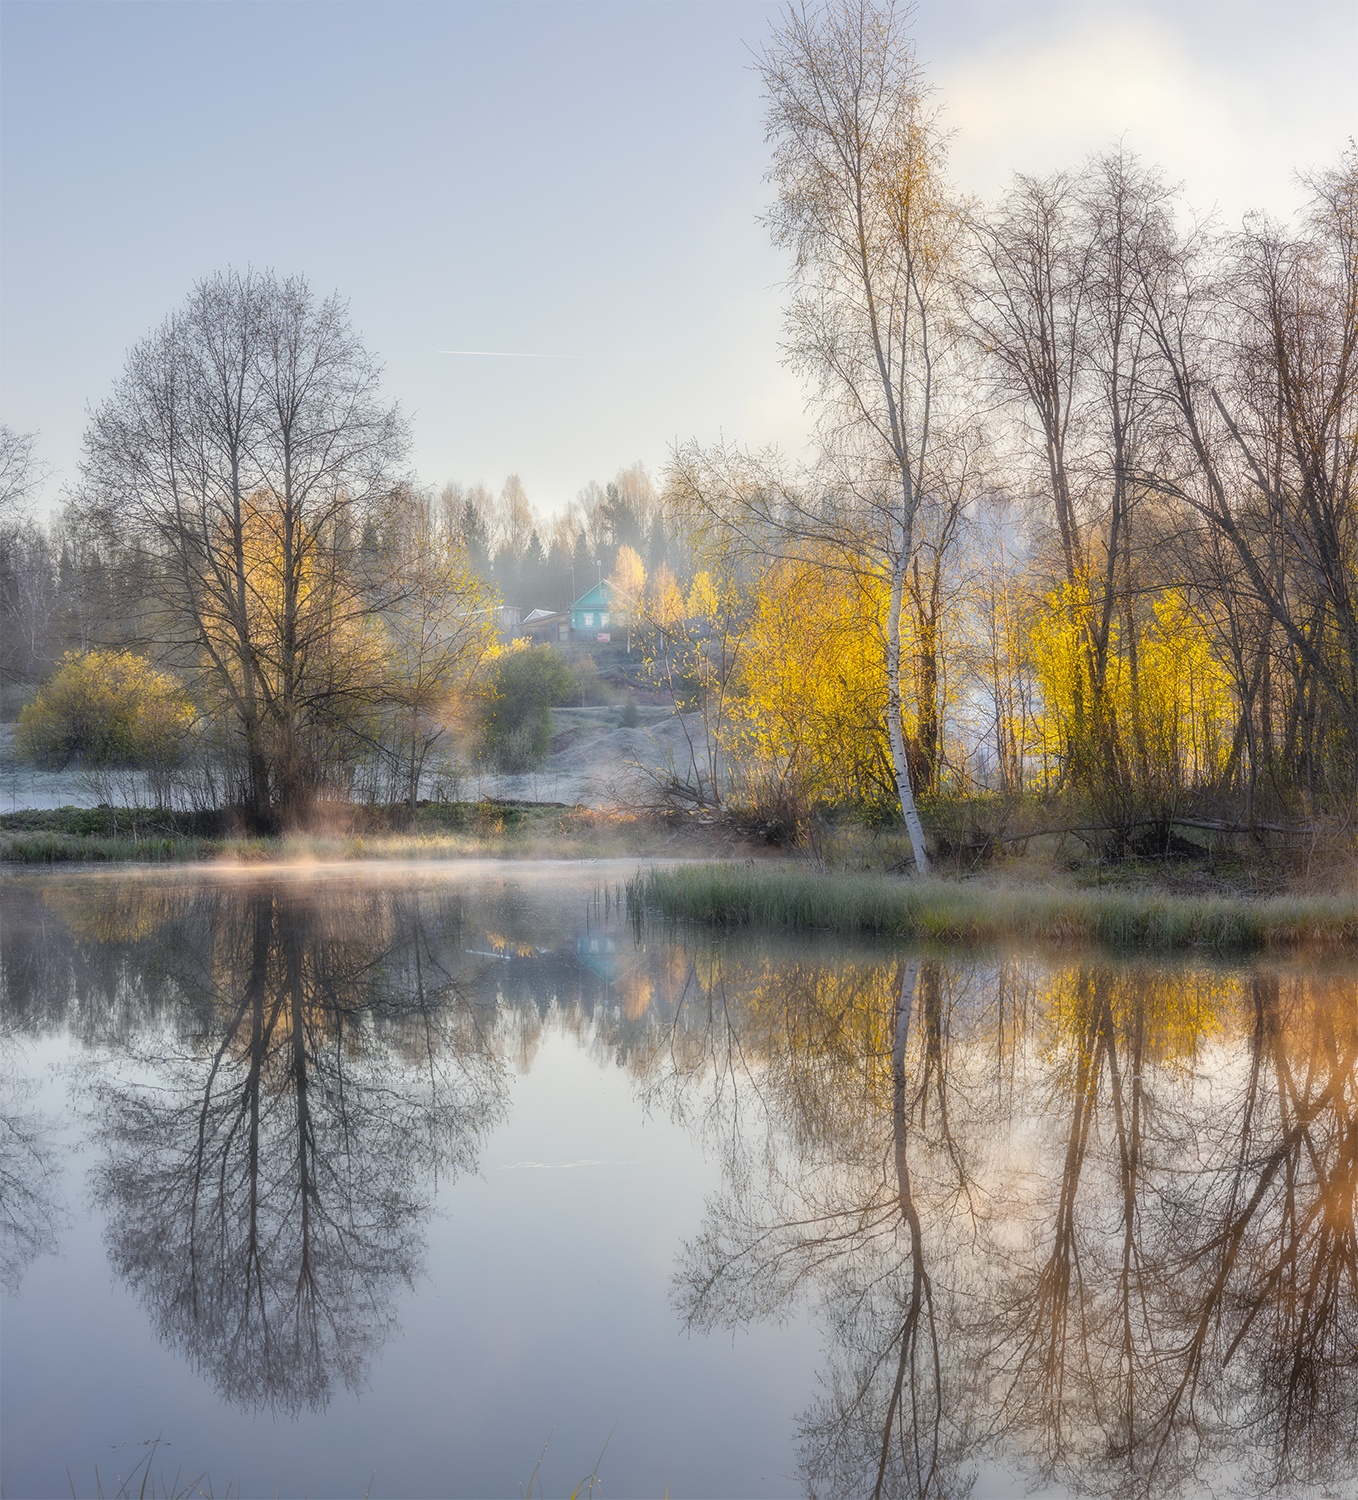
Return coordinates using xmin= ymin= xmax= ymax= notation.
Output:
xmin=888 ymin=563 xmax=930 ymax=872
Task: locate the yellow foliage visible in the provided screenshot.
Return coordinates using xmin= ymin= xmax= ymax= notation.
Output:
xmin=1029 ymin=579 xmax=1093 ymax=771
xmin=214 ymin=489 xmax=386 ymax=711
xmin=16 ymin=651 xmax=196 ymax=770
xmin=686 ymin=570 xmax=721 ymax=620
xmin=41 ymin=879 xmax=175 ymax=947
xmin=610 ymin=545 xmax=646 ymax=607
xmin=1133 ymin=591 xmax=1232 ymax=787
xmin=731 ymin=554 xmax=897 ymax=809
xmin=1038 ymin=963 xmax=1231 ymax=1074
xmin=621 ymin=973 xmax=654 ymax=1021
xmin=648 ymin=563 xmax=686 ymax=630
xmin=1031 ymin=583 xmax=1231 ymax=795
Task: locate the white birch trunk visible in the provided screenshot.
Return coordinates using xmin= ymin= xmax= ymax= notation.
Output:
xmin=887 ymin=558 xmax=930 ymax=872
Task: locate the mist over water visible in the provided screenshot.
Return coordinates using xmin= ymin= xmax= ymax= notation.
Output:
xmin=1 ymin=864 xmax=1353 ymax=1498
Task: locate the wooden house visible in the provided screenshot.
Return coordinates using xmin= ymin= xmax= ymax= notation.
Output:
xmin=521 ymin=608 xmax=570 ymax=643
xmin=569 ymin=581 xmax=621 ymax=642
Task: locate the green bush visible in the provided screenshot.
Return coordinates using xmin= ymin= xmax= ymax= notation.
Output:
xmin=480 ymin=645 xmax=578 ymax=771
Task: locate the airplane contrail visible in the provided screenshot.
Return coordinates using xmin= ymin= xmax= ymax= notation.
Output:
xmin=437 ymin=349 xmax=589 ymax=359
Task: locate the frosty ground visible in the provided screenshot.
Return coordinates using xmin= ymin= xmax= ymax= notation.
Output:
xmin=0 ymin=705 xmax=702 ymax=816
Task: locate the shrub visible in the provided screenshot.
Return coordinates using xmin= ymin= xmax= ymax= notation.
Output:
xmin=574 ymin=652 xmax=613 ymax=706
xmin=16 ymin=651 xmax=196 ymax=773
xmin=480 ymin=645 xmax=577 ymax=771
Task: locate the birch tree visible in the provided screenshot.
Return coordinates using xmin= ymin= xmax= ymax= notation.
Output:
xmin=755 ymin=0 xmax=955 ymax=870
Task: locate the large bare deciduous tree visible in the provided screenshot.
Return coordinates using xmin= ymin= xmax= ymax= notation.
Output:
xmin=78 ymin=269 xmax=409 ymax=828
xmin=1138 ymin=146 xmax=1358 ymax=813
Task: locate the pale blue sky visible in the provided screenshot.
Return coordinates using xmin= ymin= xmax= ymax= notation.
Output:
xmin=2 ymin=0 xmax=1353 ymax=519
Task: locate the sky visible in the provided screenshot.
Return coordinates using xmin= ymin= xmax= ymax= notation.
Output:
xmin=1 ymin=0 xmax=1354 ymax=523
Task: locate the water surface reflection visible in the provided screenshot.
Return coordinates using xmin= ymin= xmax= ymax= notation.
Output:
xmin=1 ymin=869 xmax=1354 ymax=1497
xmin=628 ymin=943 xmax=1357 ymax=1498
xmin=0 ymin=1031 xmax=64 ymax=1294
xmin=4 ymin=875 xmax=508 ymax=1415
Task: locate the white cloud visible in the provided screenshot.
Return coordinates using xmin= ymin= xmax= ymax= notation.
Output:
xmin=935 ymin=3 xmax=1355 ymax=226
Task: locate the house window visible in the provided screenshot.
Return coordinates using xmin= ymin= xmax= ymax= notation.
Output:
xmin=583 ymin=612 xmax=594 ymax=627
xmin=600 ymin=612 xmax=609 ymax=626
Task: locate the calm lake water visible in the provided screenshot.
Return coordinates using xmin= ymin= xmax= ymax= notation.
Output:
xmin=1 ymin=862 xmax=1353 ymax=1500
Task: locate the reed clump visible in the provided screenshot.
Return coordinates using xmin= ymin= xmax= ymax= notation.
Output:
xmin=626 ymin=863 xmax=1358 ymax=951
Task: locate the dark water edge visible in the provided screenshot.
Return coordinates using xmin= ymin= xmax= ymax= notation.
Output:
xmin=1 ymin=863 xmax=1354 ymax=1499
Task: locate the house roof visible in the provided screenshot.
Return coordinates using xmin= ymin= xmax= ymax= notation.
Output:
xmin=570 ymin=581 xmax=611 ymax=610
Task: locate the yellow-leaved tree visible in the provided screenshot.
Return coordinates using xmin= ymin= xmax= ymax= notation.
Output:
xmin=609 ymin=544 xmax=647 ymax=652
xmin=16 ymin=649 xmax=197 ymax=812
xmin=1032 ymin=584 xmax=1231 ymax=833
xmin=731 ymin=553 xmax=900 ymax=820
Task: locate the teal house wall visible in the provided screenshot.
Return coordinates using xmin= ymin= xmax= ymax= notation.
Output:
xmin=570 ymin=581 xmax=619 ymax=634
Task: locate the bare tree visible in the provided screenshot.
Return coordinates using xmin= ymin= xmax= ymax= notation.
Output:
xmin=0 ymin=1036 xmax=64 ymax=1295
xmin=965 ymin=151 xmax=1177 ymax=806
xmin=86 ymin=881 xmax=505 ymax=1415
xmin=0 ymin=425 xmax=47 ymax=525
xmin=0 ymin=427 xmax=59 ymax=690
xmin=1138 ymin=146 xmax=1358 ymax=816
xmin=77 ymin=269 xmax=409 ymax=828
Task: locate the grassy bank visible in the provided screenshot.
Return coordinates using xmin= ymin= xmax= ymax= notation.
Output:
xmin=0 ymin=830 xmax=220 ymax=863
xmin=626 ymin=862 xmax=1358 ymax=951
xmin=0 ymin=801 xmax=717 ymax=865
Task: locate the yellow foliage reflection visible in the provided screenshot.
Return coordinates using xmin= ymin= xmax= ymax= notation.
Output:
xmin=630 ymin=938 xmax=1358 ymax=1498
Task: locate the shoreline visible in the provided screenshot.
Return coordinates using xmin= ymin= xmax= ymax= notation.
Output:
xmin=0 ymin=799 xmax=712 ymax=866
xmin=625 ymin=862 xmax=1358 ymax=953
xmin=5 ymin=803 xmax=1357 ymax=954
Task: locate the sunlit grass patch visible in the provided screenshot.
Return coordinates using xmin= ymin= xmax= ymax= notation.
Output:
xmin=626 ymin=863 xmax=1358 ymax=951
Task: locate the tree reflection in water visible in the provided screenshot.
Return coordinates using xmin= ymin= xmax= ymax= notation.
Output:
xmin=3 ymin=874 xmax=1353 ymax=1491
xmin=70 ymin=881 xmax=507 ymax=1415
xmin=0 ymin=1031 xmax=65 ymax=1294
xmin=639 ymin=942 xmax=1357 ymax=1498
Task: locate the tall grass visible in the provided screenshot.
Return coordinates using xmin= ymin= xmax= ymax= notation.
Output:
xmin=626 ymin=863 xmax=1358 ymax=951
xmin=0 ymin=832 xmax=217 ymax=864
